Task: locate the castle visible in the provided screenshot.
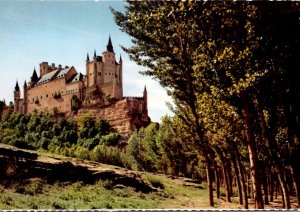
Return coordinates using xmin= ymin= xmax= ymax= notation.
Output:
xmin=14 ymin=37 xmax=150 ymax=136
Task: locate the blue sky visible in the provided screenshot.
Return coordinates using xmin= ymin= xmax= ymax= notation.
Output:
xmin=0 ymin=1 xmax=172 ymax=122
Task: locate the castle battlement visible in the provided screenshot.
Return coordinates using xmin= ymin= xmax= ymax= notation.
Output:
xmin=14 ymin=36 xmax=150 ymax=136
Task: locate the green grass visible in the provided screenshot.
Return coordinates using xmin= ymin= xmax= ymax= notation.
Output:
xmin=0 ymin=173 xmax=240 ymax=210
xmin=0 ymin=179 xmax=161 ymax=209
xmin=0 ymin=145 xmax=241 ymax=209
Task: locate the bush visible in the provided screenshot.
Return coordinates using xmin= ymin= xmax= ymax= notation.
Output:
xmin=90 ymin=145 xmax=124 ymax=167
xmin=74 ymin=146 xmax=90 ymax=160
xmin=146 ymin=175 xmax=165 ymax=190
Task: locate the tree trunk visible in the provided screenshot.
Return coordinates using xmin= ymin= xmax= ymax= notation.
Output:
xmin=223 ymin=162 xmax=231 ymax=202
xmin=215 ymin=147 xmax=231 ymax=202
xmin=214 ymin=162 xmax=220 ymax=199
xmin=269 ymin=173 xmax=274 ymax=202
xmin=236 ymin=152 xmax=248 ymax=209
xmin=281 ymin=187 xmax=285 ymax=208
xmin=241 ymin=95 xmax=264 ymax=209
xmin=227 ymin=162 xmax=233 ymax=197
xmin=232 ymin=155 xmax=243 ymax=205
xmin=290 ymin=165 xmax=300 ymax=206
xmin=206 ymin=159 xmax=214 ymax=207
xmin=258 ymin=107 xmax=291 ymax=208
xmin=277 ymin=171 xmax=291 ymax=209
xmin=261 ymin=164 xmax=269 ymax=205
xmin=275 ymin=178 xmax=278 ymax=200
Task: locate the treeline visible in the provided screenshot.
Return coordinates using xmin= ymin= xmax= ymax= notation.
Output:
xmin=112 ymin=1 xmax=300 ymax=209
xmin=0 ymin=110 xmax=124 ymax=166
xmin=0 ymin=110 xmax=201 ymax=179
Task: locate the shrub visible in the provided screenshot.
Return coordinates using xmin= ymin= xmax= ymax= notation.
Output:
xmin=146 ymin=175 xmax=164 ymax=190
xmin=74 ymin=146 xmax=89 ymax=160
xmin=90 ymin=145 xmax=124 ymax=167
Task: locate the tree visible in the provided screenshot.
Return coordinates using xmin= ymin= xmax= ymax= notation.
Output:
xmin=112 ymin=2 xmax=217 ymax=206
xmin=113 ymin=2 xmax=300 ymax=208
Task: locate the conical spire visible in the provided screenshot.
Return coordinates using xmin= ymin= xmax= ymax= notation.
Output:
xmin=15 ymin=81 xmax=20 ymax=92
xmin=119 ymin=54 xmax=122 ymax=62
xmin=94 ymin=50 xmax=96 ymax=58
xmin=23 ymin=80 xmax=27 ymax=88
xmin=107 ymin=35 xmax=114 ymax=52
xmin=31 ymin=67 xmax=39 ymax=84
xmin=87 ymin=53 xmax=90 ymax=61
xmin=144 ymin=85 xmax=147 ymax=93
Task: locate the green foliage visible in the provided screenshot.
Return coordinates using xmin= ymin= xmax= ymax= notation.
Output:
xmin=0 ymin=111 xmax=124 ymax=167
xmin=0 ymin=170 xmax=216 ymax=209
xmin=146 ymin=174 xmax=165 ymax=190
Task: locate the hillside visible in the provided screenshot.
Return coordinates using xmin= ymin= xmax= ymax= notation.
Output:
xmin=0 ymin=143 xmax=298 ymax=209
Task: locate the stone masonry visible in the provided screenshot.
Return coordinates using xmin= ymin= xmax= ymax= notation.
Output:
xmin=14 ymin=37 xmax=150 ymax=136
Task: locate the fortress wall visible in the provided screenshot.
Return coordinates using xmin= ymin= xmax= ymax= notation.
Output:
xmin=100 ymin=82 xmax=114 ymax=98
xmin=26 ymin=78 xmax=74 ymax=113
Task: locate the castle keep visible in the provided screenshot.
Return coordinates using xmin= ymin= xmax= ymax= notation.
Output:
xmin=14 ymin=37 xmax=150 ymax=136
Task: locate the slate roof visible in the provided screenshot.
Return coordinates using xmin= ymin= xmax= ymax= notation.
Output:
xmin=96 ymin=56 xmax=102 ymax=62
xmin=69 ymin=73 xmax=83 ymax=83
xmin=56 ymin=67 xmax=71 ymax=79
xmin=36 ymin=69 xmax=59 ymax=86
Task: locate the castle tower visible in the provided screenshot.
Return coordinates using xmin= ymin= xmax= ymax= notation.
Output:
xmin=23 ymin=80 xmax=27 ymax=114
xmin=14 ymin=81 xmax=20 ymax=112
xmin=143 ymin=85 xmax=148 ymax=113
xmin=85 ymin=36 xmax=123 ymax=100
xmin=106 ymin=35 xmax=114 ymax=53
xmin=119 ymin=54 xmax=123 ymax=97
xmin=30 ymin=68 xmax=39 ymax=87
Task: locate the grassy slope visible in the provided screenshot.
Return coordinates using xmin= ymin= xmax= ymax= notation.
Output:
xmin=0 ymin=175 xmax=242 ymax=210
xmin=0 ymin=145 xmax=242 ymax=210
xmin=1 ymin=145 xmax=297 ymax=209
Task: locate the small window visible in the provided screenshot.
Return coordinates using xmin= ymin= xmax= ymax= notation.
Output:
xmin=46 ymin=94 xmax=48 ymax=98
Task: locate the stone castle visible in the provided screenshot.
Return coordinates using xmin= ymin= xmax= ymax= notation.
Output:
xmin=14 ymin=37 xmax=150 ymax=136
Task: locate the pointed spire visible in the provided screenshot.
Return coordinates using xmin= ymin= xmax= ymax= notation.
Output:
xmin=23 ymin=80 xmax=27 ymax=88
xmin=87 ymin=53 xmax=90 ymax=61
xmin=15 ymin=81 xmax=20 ymax=92
xmin=31 ymin=67 xmax=39 ymax=84
xmin=94 ymin=49 xmax=96 ymax=58
xmin=119 ymin=54 xmax=122 ymax=62
xmin=107 ymin=35 xmax=114 ymax=52
xmin=144 ymin=85 xmax=147 ymax=93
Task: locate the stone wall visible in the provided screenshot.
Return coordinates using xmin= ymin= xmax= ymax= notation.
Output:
xmin=26 ymin=78 xmax=78 ymax=113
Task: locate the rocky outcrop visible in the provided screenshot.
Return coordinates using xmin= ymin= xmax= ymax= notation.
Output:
xmin=0 ymin=144 xmax=153 ymax=193
xmin=77 ymin=97 xmax=150 ymax=137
